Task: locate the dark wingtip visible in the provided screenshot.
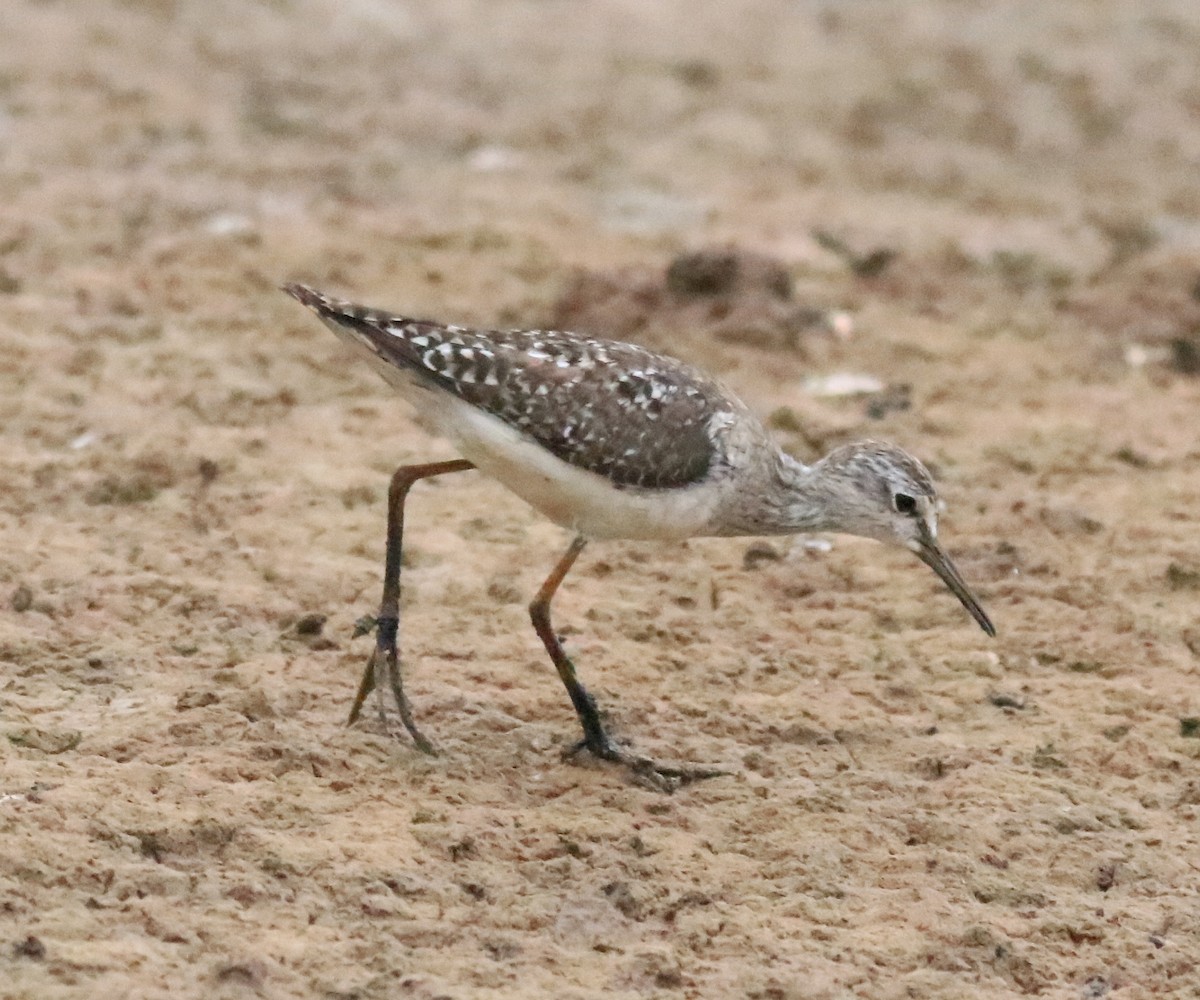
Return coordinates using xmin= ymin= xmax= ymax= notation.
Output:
xmin=281 ymin=282 xmax=320 ymax=308
xmin=980 ymin=615 xmax=997 ymax=639
xmin=281 ymin=284 xmax=385 ymax=340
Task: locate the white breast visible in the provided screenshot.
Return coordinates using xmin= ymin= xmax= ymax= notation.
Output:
xmin=421 ymin=391 xmax=724 ymax=541
xmin=328 ymin=326 xmax=726 ymax=540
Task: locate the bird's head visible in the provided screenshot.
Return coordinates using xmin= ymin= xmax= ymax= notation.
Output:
xmin=812 ymin=441 xmax=995 ymax=636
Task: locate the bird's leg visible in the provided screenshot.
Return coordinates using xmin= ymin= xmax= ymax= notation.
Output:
xmin=348 ymin=459 xmax=475 ymax=752
xmin=529 ymin=536 xmax=726 ymax=793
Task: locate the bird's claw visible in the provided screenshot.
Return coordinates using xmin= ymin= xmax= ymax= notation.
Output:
xmin=563 ymin=736 xmax=726 ymax=793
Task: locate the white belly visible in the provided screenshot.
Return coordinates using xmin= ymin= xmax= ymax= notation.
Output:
xmin=376 ymin=379 xmax=718 ymax=540
xmin=337 ymin=333 xmax=725 ymax=540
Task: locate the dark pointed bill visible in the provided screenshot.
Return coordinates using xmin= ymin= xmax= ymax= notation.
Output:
xmin=914 ymin=529 xmax=996 ymax=637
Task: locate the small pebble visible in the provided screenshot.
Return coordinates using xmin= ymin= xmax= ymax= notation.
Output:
xmin=295 ymin=613 xmax=326 ymax=636
xmin=10 ymin=585 xmax=32 ymax=613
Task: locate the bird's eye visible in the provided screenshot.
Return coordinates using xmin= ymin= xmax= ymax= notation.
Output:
xmin=893 ymin=493 xmax=918 ymax=515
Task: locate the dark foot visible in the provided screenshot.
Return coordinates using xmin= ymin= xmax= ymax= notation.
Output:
xmin=347 ymin=616 xmax=437 ymax=756
xmin=563 ymin=734 xmax=727 ymax=794
xmin=377 ymin=643 xmax=437 ymax=756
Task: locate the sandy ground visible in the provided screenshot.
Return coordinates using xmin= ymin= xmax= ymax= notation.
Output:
xmin=3 ymin=1 xmax=1200 ymax=997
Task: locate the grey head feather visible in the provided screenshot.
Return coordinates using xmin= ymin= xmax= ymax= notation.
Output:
xmin=806 ymin=440 xmax=939 ymax=544
xmin=806 ymin=440 xmax=994 ymax=636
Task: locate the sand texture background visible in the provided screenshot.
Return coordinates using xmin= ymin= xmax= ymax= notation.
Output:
xmin=2 ymin=1 xmax=1200 ymax=997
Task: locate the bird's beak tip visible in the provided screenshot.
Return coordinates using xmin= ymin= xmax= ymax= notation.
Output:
xmin=916 ymin=538 xmax=995 ymax=639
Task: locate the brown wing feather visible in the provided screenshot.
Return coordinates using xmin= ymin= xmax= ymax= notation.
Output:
xmin=285 ymin=284 xmax=735 ymax=490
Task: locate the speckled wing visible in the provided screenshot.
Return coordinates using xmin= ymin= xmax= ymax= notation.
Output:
xmin=285 ymin=284 xmax=735 ymax=489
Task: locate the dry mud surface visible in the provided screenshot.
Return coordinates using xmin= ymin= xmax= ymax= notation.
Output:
xmin=3 ymin=2 xmax=1200 ymax=998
